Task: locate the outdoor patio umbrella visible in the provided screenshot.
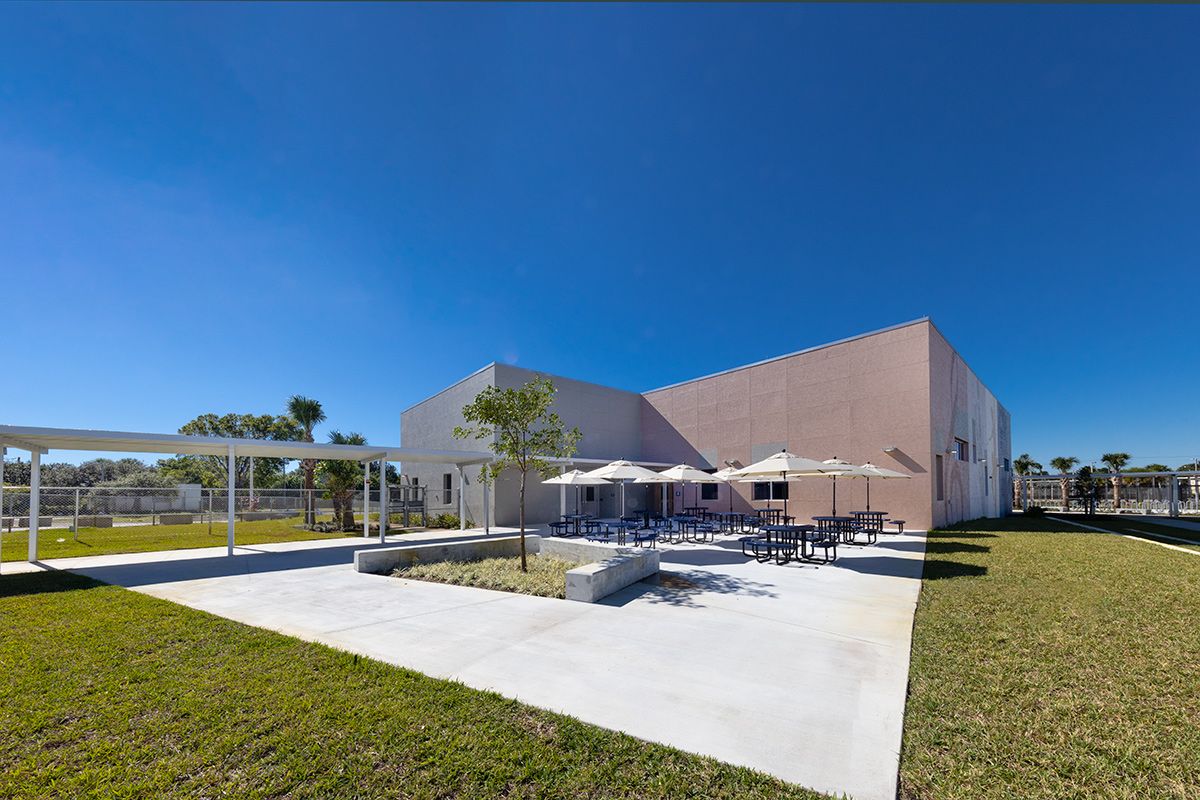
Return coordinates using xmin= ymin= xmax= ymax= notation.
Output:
xmin=730 ymin=452 xmax=835 ymax=518
xmin=635 ymin=464 xmax=727 ymax=514
xmin=713 ymin=466 xmax=742 ymax=513
xmin=542 ymin=469 xmax=612 ymax=515
xmin=816 ymin=457 xmax=877 ymax=515
xmin=580 ymin=460 xmax=662 ymax=519
xmin=854 ymin=462 xmax=911 ymax=512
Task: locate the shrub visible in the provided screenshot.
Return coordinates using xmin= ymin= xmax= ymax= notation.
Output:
xmin=1024 ymin=505 xmax=1046 ymax=517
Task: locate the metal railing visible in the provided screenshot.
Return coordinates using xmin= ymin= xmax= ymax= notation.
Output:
xmin=1013 ymin=473 xmax=1200 ymax=516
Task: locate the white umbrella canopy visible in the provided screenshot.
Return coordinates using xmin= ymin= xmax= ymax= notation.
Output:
xmin=713 ymin=466 xmax=742 ymax=513
xmin=543 ymin=468 xmax=613 ymax=514
xmin=542 ymin=469 xmax=611 ymax=486
xmin=580 ymin=460 xmax=663 ymax=518
xmin=816 ymin=457 xmax=877 ymax=515
xmin=730 ymin=452 xmax=834 ymax=517
xmin=635 ymin=464 xmax=727 ymax=513
xmin=854 ymin=462 xmax=910 ymax=512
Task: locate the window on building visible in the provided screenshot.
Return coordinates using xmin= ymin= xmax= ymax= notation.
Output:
xmin=700 ymin=483 xmax=718 ymax=501
xmin=936 ymin=455 xmax=945 ymax=500
xmin=753 ymin=482 xmax=789 ymax=500
xmin=954 ymin=439 xmax=968 ymax=461
xmin=1004 ymin=458 xmax=1011 ymax=471
xmin=972 ymin=443 xmax=977 ymax=462
xmin=442 ymin=473 xmax=452 ymax=505
xmin=584 ymin=486 xmax=595 ymax=502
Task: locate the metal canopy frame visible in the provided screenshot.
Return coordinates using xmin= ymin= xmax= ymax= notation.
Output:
xmin=0 ymin=424 xmax=493 ymax=563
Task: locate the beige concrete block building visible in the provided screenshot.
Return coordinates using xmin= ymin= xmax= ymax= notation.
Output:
xmin=401 ymin=318 xmax=1011 ymax=530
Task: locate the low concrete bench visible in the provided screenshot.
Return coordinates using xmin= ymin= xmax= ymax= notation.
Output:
xmin=159 ymin=514 xmax=194 ymax=525
xmin=77 ymin=516 xmax=114 ymax=528
xmin=16 ymin=517 xmax=53 ymax=528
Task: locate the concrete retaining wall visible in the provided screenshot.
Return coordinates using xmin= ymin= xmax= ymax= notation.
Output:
xmin=354 ymin=534 xmax=659 ymax=603
xmin=77 ymin=516 xmax=114 ymax=528
xmin=159 ymin=514 xmax=194 ymax=525
xmin=541 ymin=539 xmax=660 ymax=603
xmin=354 ymin=535 xmax=527 ymax=574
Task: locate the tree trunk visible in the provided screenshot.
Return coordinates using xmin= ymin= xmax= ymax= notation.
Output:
xmin=519 ymin=470 xmax=527 ymax=572
xmin=1112 ymin=476 xmax=1121 ymax=511
xmin=1060 ymin=477 xmax=1070 ymax=511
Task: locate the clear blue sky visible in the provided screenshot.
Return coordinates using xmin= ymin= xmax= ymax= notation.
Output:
xmin=2 ymin=3 xmax=1198 ymax=470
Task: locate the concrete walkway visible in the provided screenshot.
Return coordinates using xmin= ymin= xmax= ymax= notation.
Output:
xmin=6 ymin=527 xmax=927 ymax=800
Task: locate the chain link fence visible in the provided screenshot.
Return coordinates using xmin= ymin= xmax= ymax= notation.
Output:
xmin=1 ymin=484 xmax=432 ymax=532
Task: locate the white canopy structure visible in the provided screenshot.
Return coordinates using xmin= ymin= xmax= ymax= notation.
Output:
xmin=0 ymin=424 xmax=493 ymax=561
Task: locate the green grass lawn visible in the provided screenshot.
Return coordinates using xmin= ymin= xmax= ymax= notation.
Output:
xmin=1051 ymin=513 xmax=1200 ymax=551
xmin=0 ymin=516 xmax=414 ymax=563
xmin=397 ymin=554 xmax=589 ymax=599
xmin=0 ymin=571 xmax=827 ymax=800
xmin=900 ymin=516 xmax=1200 ymax=799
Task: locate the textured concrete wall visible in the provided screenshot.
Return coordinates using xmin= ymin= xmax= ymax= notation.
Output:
xmin=400 ymin=365 xmax=497 ymax=527
xmin=642 ymin=320 xmax=937 ymax=529
xmin=400 ymin=363 xmax=647 ymax=527
xmin=927 ymin=326 xmax=1013 ymax=528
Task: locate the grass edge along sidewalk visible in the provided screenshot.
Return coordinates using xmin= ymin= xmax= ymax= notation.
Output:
xmin=0 ymin=571 xmax=834 ymax=800
xmin=899 ymin=516 xmax=1200 ymax=800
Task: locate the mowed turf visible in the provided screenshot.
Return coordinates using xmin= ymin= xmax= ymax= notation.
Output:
xmin=0 ymin=571 xmax=828 ymax=800
xmin=0 ymin=516 xmax=382 ymax=563
xmin=900 ymin=516 xmax=1200 ymax=800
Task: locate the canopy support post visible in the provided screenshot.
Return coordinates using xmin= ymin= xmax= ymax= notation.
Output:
xmin=363 ymin=461 xmax=370 ymax=538
xmin=28 ymin=449 xmax=42 ymax=562
xmin=226 ymin=445 xmax=236 ymax=556
xmin=0 ymin=447 xmax=4 ymax=572
xmin=380 ymin=459 xmax=388 ymax=543
xmin=457 ymin=465 xmax=466 ymax=530
xmin=483 ymin=476 xmax=490 ymax=534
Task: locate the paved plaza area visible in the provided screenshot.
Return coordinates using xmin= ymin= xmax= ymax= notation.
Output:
xmin=7 ymin=526 xmax=927 ymax=800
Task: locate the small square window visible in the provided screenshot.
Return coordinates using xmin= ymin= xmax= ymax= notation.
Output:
xmin=700 ymin=484 xmax=718 ymax=501
xmin=954 ymin=439 xmax=968 ymax=462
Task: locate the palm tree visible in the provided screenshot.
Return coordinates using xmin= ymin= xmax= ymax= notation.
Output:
xmin=1049 ymin=456 xmax=1079 ymax=511
xmin=1012 ymin=454 xmax=1043 ymax=508
xmin=1100 ymin=452 xmax=1130 ymax=512
xmin=287 ymin=395 xmax=326 ymax=525
xmin=322 ymin=430 xmax=366 ymax=530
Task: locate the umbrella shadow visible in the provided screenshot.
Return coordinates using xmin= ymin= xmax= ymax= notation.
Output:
xmin=602 ymin=568 xmax=779 ymax=608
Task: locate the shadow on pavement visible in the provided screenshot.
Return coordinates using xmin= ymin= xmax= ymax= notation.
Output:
xmin=832 ymin=556 xmax=926 ymax=580
xmin=53 ymin=534 xmax=489 ymax=589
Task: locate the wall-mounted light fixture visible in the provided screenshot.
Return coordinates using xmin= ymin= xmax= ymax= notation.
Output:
xmin=882 ymin=446 xmax=897 ymax=454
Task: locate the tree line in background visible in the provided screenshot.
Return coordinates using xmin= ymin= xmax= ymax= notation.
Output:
xmin=1 ymin=396 xmax=398 ymax=507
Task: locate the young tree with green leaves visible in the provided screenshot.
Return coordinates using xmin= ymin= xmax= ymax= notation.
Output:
xmin=1100 ymin=452 xmax=1131 ymax=511
xmin=287 ymin=395 xmax=327 ymax=525
xmin=1050 ymin=456 xmax=1079 ymax=511
xmin=453 ymin=376 xmax=581 ymax=571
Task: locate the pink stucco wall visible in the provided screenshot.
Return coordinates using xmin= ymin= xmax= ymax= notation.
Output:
xmin=641 ymin=319 xmax=1008 ymax=531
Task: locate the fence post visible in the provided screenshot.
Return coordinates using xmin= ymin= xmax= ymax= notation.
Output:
xmin=152 ymin=494 xmax=157 ymax=526
xmin=74 ymin=488 xmax=80 ymax=541
xmin=207 ymin=489 xmax=213 ymax=536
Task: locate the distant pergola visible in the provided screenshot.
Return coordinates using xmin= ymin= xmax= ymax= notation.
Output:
xmin=0 ymin=424 xmax=493 ymax=562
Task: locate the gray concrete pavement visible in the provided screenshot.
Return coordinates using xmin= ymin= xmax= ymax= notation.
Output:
xmin=6 ymin=527 xmax=926 ymax=800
